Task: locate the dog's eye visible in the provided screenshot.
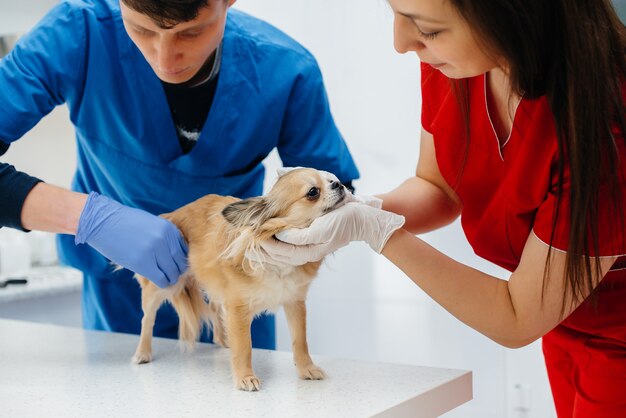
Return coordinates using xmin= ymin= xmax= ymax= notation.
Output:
xmin=306 ymin=187 xmax=320 ymax=200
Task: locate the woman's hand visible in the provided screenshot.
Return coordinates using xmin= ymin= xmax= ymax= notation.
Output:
xmin=257 ymin=202 xmax=405 ymax=266
xmin=343 ymin=192 xmax=384 ymax=209
xmin=75 ymin=192 xmax=188 ymax=287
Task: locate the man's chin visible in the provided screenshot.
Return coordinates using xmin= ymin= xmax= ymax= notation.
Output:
xmin=155 ymin=68 xmax=194 ymax=85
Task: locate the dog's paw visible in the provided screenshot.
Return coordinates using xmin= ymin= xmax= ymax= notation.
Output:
xmin=132 ymin=351 xmax=153 ymax=364
xmin=234 ymin=375 xmax=261 ymax=391
xmin=297 ymin=364 xmax=326 ymax=380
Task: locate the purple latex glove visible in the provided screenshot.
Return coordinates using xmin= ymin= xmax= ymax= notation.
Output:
xmin=75 ymin=192 xmax=188 ymax=288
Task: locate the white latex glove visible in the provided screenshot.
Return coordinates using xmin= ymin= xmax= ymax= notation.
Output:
xmin=343 ymin=192 xmax=383 ymax=209
xmin=257 ymin=202 xmax=405 ymax=266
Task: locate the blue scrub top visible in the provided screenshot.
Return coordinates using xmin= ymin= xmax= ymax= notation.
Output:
xmin=0 ymin=0 xmax=359 ymax=349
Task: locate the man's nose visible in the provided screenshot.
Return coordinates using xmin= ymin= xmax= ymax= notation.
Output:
xmin=154 ymin=38 xmax=179 ymax=70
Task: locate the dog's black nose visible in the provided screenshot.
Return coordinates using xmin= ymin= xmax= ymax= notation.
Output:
xmin=330 ymin=181 xmax=341 ymax=190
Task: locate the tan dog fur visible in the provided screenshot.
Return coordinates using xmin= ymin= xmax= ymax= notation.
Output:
xmin=131 ymin=168 xmax=348 ymax=391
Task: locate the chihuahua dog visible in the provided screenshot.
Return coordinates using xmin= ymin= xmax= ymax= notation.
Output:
xmin=131 ymin=168 xmax=348 ymax=391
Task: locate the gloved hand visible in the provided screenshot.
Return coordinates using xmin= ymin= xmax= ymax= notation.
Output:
xmin=75 ymin=192 xmax=188 ymax=288
xmin=256 ymin=202 xmax=405 ymax=266
xmin=343 ymin=192 xmax=383 ymax=209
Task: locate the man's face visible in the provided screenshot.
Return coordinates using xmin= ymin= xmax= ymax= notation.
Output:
xmin=120 ymin=0 xmax=235 ymax=84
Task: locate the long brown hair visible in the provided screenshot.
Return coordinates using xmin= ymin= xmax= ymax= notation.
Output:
xmin=450 ymin=0 xmax=626 ymax=312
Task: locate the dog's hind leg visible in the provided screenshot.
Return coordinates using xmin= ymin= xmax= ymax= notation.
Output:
xmin=170 ymin=276 xmax=207 ymax=351
xmin=284 ymin=300 xmax=326 ymax=380
xmin=133 ymin=279 xmax=167 ymax=364
xmin=207 ymin=301 xmax=228 ymax=348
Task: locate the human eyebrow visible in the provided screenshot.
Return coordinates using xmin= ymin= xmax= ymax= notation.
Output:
xmin=177 ymin=22 xmax=210 ymax=33
xmin=122 ymin=18 xmax=152 ymax=32
xmin=397 ymin=11 xmax=446 ymax=25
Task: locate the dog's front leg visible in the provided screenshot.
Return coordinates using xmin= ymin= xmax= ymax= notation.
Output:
xmin=224 ymin=301 xmax=260 ymax=391
xmin=283 ymin=300 xmax=326 ymax=380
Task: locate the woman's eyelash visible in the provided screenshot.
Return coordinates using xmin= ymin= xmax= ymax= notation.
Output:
xmin=412 ymin=21 xmax=440 ymax=40
xmin=418 ymin=29 xmax=439 ymax=40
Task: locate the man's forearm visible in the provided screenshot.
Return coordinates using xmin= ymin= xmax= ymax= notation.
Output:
xmin=21 ymin=182 xmax=87 ymax=234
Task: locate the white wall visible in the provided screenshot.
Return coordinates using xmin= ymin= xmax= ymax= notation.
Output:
xmin=1 ymin=105 xmax=75 ymax=188
xmin=1 ymin=1 xmax=555 ymax=417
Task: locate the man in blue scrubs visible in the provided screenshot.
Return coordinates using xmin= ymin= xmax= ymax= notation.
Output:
xmin=0 ymin=0 xmax=359 ymax=349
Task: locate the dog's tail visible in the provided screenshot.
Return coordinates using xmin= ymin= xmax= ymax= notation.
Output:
xmin=170 ymin=277 xmax=210 ymax=350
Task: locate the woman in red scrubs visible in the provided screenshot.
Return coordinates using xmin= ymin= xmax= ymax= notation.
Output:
xmin=260 ymin=0 xmax=626 ymax=416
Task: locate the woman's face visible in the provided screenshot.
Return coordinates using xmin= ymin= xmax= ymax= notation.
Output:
xmin=388 ymin=0 xmax=499 ymax=78
xmin=121 ymin=0 xmax=235 ymax=84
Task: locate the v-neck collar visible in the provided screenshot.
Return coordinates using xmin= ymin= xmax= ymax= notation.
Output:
xmin=483 ymin=73 xmax=523 ymax=161
xmin=118 ymin=16 xmax=246 ymax=167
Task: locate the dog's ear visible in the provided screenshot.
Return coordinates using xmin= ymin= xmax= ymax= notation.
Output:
xmin=276 ymin=166 xmax=303 ymax=177
xmin=222 ymin=197 xmax=277 ymax=230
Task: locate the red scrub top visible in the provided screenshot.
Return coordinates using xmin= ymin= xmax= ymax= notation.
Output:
xmin=420 ymin=62 xmax=626 ymax=342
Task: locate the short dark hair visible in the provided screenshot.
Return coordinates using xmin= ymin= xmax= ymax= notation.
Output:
xmin=120 ymin=0 xmax=210 ymax=28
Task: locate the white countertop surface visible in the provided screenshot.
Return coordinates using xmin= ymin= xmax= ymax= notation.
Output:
xmin=0 ymin=319 xmax=472 ymax=417
xmin=0 ymin=266 xmax=82 ymax=303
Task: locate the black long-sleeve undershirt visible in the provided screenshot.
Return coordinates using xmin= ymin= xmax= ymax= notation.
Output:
xmin=0 ymin=141 xmax=43 ymax=230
